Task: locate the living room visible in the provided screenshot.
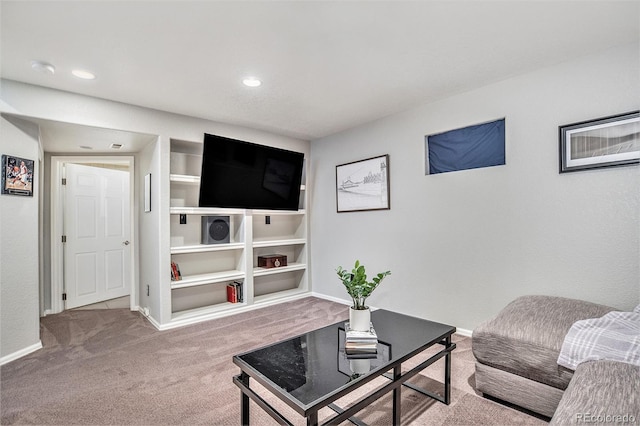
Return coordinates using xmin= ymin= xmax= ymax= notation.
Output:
xmin=1 ymin=1 xmax=638 ymax=424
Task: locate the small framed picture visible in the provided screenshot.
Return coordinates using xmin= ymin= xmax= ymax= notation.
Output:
xmin=2 ymin=155 xmax=34 ymax=196
xmin=559 ymin=111 xmax=639 ymax=173
xmin=336 ymin=154 xmax=390 ymax=213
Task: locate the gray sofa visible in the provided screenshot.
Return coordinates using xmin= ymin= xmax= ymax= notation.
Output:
xmin=472 ymin=295 xmax=639 ymax=422
xmin=550 ymin=359 xmax=639 ymax=424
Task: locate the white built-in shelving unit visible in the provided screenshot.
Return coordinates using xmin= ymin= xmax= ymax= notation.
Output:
xmin=168 ymin=138 xmax=309 ymax=327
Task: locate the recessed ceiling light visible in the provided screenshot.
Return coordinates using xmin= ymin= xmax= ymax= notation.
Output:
xmin=110 ymin=143 xmax=123 ymax=150
xmin=72 ymin=69 xmax=96 ymax=80
xmin=31 ymin=60 xmax=55 ymax=75
xmin=242 ymin=77 xmax=261 ymax=87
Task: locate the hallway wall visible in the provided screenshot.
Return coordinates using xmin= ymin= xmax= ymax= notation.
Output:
xmin=0 ymin=117 xmax=42 ymax=361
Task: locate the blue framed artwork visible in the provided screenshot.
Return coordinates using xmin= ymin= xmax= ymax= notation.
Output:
xmin=425 ymin=118 xmax=505 ymax=175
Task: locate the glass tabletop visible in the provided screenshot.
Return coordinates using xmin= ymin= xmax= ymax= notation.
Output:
xmin=234 ymin=309 xmax=456 ymax=410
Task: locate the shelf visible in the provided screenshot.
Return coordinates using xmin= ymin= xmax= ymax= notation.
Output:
xmin=171 ymin=242 xmax=244 ymax=254
xmin=170 ymin=206 xmax=246 ymax=215
xmin=170 ymin=138 xmax=203 ymax=155
xmin=253 ymin=288 xmax=309 ymax=305
xmin=253 ymin=262 xmax=306 ymax=277
xmin=171 ymin=302 xmax=246 ymax=322
xmin=165 ymin=136 xmax=309 ymax=330
xmin=171 ymin=270 xmax=244 ymax=289
xmin=252 ymin=209 xmax=306 ymax=216
xmin=171 ymin=207 xmax=305 ymax=215
xmin=170 ymin=174 xmax=200 ymax=184
xmin=252 ymin=238 xmax=306 ymax=248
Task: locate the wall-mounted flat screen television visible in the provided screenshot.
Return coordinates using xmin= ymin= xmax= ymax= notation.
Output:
xmin=199 ymin=133 xmax=304 ymax=211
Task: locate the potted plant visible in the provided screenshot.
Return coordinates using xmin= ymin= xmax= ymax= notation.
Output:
xmin=336 ymin=260 xmax=391 ymax=331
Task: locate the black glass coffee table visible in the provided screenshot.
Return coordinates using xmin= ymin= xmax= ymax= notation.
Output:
xmin=233 ymin=309 xmax=456 ymax=425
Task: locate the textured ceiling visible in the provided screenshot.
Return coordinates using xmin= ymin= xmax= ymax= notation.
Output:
xmin=1 ymin=1 xmax=639 ymax=141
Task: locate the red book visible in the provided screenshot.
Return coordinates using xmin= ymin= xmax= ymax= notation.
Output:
xmin=171 ymin=262 xmax=178 ymax=281
xmin=227 ymin=283 xmax=237 ymax=303
xmin=174 ymin=262 xmax=182 ymax=280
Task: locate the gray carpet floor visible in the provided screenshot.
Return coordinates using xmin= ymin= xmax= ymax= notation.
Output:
xmin=1 ymin=297 xmax=547 ymax=425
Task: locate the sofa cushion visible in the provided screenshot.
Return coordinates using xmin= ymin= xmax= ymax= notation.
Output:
xmin=549 ymin=360 xmax=640 ymax=425
xmin=472 ymin=295 xmax=614 ymax=389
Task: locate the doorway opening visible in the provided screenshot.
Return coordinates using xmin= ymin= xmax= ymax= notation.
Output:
xmin=50 ymin=156 xmax=136 ymax=313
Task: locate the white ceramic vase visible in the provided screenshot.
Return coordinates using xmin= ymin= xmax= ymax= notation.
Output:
xmin=349 ymin=306 xmax=371 ymax=331
xmin=349 ymin=358 xmax=371 ymax=375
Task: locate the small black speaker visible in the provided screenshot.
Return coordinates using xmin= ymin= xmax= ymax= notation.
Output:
xmin=201 ymin=216 xmax=230 ymax=244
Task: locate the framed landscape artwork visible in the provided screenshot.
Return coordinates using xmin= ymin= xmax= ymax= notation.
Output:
xmin=336 ymin=155 xmax=390 ymax=213
xmin=559 ymin=111 xmax=640 ymax=173
xmin=2 ymin=154 xmax=34 ymax=196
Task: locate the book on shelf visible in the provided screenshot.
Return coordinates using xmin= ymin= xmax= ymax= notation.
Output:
xmin=226 ymin=280 xmax=244 ymax=303
xmin=226 ymin=283 xmax=237 ymax=303
xmin=170 ymin=261 xmax=182 ymax=281
xmin=234 ymin=280 xmax=243 ymax=303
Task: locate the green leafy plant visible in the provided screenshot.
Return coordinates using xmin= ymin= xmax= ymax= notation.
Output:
xmin=336 ymin=260 xmax=391 ymax=310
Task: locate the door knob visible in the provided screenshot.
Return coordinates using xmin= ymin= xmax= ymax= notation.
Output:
xmin=123 ymin=240 xmax=130 ymax=246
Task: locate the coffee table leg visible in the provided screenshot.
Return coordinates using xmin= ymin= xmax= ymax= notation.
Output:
xmin=392 ymin=364 xmax=402 ymax=425
xmin=444 ymin=336 xmax=452 ymax=405
xmin=307 ymin=411 xmax=318 ymax=426
xmin=240 ymin=372 xmax=250 ymax=425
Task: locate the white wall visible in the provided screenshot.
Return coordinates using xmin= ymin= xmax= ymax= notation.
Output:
xmin=137 ymin=138 xmax=162 ymax=322
xmin=310 ymin=43 xmax=640 ymax=331
xmin=0 ymin=117 xmax=42 ymax=361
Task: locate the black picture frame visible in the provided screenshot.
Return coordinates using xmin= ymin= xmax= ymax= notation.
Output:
xmin=336 ymin=154 xmax=390 ymax=213
xmin=2 ymin=154 xmax=34 ymax=196
xmin=559 ymin=111 xmax=640 ymax=173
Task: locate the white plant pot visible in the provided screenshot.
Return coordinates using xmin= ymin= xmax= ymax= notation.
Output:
xmin=349 ymin=307 xmax=371 ymax=331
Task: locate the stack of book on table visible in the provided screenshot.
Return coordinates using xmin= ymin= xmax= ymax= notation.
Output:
xmin=345 ymin=322 xmax=378 ymax=357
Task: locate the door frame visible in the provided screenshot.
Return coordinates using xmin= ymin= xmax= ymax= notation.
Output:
xmin=50 ymin=156 xmax=136 ymax=313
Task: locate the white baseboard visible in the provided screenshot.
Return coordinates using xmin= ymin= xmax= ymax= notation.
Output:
xmin=132 ymin=305 xmax=162 ymax=330
xmin=310 ymin=292 xmax=473 ymax=337
xmin=136 ymin=293 xmax=476 ymax=338
xmin=310 ymin=292 xmax=352 ymax=306
xmin=147 ymin=293 xmax=313 ymax=331
xmin=456 ymin=328 xmax=472 ymax=337
xmin=0 ymin=341 xmax=43 ymax=366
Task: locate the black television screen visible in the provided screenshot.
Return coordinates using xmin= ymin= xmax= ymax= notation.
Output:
xmin=199 ymin=133 xmax=304 ymax=211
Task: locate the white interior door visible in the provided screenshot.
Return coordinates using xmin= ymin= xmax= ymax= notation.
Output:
xmin=64 ymin=163 xmax=131 ymax=309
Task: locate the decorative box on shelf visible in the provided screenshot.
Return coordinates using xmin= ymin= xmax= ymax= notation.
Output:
xmin=257 ymin=254 xmax=288 ymax=268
